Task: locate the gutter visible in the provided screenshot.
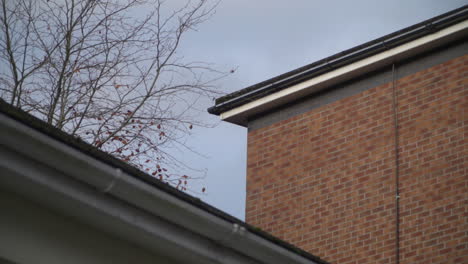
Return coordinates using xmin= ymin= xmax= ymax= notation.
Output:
xmin=0 ymin=105 xmax=328 ymax=264
xmin=208 ymin=5 xmax=468 ymax=126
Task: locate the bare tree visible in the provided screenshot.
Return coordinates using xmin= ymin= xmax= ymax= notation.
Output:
xmin=0 ymin=0 xmax=225 ymax=191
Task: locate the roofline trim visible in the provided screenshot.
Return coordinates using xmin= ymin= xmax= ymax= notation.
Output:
xmin=0 ymin=109 xmax=329 ymax=264
xmin=219 ymin=19 xmax=468 ymax=126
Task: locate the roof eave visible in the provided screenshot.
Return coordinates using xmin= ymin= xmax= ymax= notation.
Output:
xmin=208 ymin=6 xmax=468 ymax=127
xmin=0 ymin=108 xmax=329 ymax=264
xmin=216 ymin=18 xmax=468 ymax=127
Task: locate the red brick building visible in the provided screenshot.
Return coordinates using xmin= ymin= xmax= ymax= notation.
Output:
xmin=209 ymin=6 xmax=467 ymax=264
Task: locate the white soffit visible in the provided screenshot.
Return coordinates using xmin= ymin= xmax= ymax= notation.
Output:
xmin=220 ymin=20 xmax=468 ymax=124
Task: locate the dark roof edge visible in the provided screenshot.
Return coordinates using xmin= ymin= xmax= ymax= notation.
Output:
xmin=0 ymin=99 xmax=330 ymax=264
xmin=208 ymin=5 xmax=468 ymax=115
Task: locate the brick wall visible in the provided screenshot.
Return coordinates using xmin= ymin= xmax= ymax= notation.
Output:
xmin=245 ymin=55 xmax=467 ymax=264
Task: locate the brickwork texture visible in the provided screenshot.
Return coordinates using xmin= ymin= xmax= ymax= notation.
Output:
xmin=246 ymin=55 xmax=467 ymax=264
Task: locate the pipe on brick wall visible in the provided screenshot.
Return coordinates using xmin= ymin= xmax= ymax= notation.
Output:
xmin=391 ymin=63 xmax=401 ymax=264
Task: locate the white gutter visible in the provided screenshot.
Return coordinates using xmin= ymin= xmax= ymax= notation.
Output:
xmin=220 ymin=20 xmax=468 ymax=125
xmin=0 ymin=112 xmax=324 ymax=264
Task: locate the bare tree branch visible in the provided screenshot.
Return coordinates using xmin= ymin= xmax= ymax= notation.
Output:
xmin=0 ymin=0 xmax=226 ymax=192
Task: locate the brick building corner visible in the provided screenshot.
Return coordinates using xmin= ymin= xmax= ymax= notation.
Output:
xmin=209 ymin=6 xmax=467 ymax=264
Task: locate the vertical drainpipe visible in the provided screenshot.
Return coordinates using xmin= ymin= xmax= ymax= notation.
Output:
xmin=391 ymin=63 xmax=401 ymax=264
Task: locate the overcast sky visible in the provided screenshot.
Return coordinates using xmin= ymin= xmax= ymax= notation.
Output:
xmin=170 ymin=0 xmax=467 ymax=220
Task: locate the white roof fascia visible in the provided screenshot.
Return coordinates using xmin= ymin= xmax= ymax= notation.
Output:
xmin=220 ymin=20 xmax=468 ymax=124
xmin=0 ymin=112 xmax=324 ymax=264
